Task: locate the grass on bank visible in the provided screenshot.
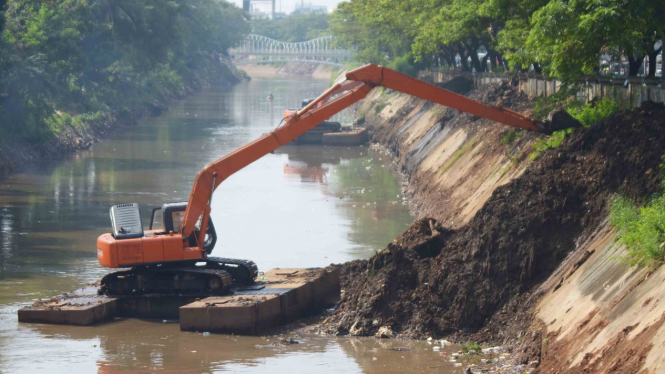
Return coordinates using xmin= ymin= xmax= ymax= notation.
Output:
xmin=461 ymin=340 xmax=482 ymax=353
xmin=500 ymin=129 xmax=523 ymax=145
xmin=610 ymin=162 xmax=665 ymax=267
xmin=528 ymin=98 xmax=618 ymax=160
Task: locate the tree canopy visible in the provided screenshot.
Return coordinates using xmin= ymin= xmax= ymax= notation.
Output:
xmin=0 ymin=0 xmax=250 ymax=143
xmin=330 ymin=0 xmax=664 ymax=79
xmin=250 ymin=12 xmax=330 ymax=42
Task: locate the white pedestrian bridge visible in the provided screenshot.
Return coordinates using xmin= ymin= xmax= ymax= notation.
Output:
xmin=229 ymin=34 xmax=355 ymax=67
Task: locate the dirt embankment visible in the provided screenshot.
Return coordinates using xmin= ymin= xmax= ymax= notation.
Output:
xmin=0 ymin=62 xmax=246 ymax=178
xmin=323 ymin=77 xmax=665 ymax=372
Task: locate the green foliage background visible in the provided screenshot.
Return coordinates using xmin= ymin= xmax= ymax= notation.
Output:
xmin=251 ymin=13 xmax=329 ymax=42
xmin=0 ymin=0 xmax=250 ymax=144
xmin=330 ymin=0 xmax=664 ymax=80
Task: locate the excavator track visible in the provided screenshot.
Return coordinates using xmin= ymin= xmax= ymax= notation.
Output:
xmin=99 ymin=257 xmax=257 ymax=296
xmin=205 ymin=257 xmax=258 ymax=285
xmin=101 ymin=267 xmax=233 ymax=296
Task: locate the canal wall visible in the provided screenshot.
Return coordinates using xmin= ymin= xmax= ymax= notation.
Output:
xmin=335 ymin=76 xmax=665 ymax=373
xmin=360 ymin=79 xmax=536 ymax=228
xmin=0 ymin=60 xmax=247 ymax=178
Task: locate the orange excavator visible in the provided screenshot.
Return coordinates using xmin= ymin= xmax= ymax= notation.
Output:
xmin=97 ymin=64 xmax=573 ymax=295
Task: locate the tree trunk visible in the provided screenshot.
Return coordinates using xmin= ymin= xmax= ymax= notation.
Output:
xmin=481 ymin=53 xmax=490 ymax=72
xmin=459 ymin=52 xmax=471 ymax=72
xmin=485 ymin=48 xmax=502 ymax=71
xmin=532 ymin=62 xmax=542 ymax=74
xmin=628 ymin=55 xmax=645 ymax=76
xmin=438 ymin=45 xmax=455 ymax=68
xmin=487 ymin=49 xmax=498 ymax=70
xmin=468 ymin=38 xmax=484 ymax=72
xmin=456 ymin=43 xmax=471 ymax=72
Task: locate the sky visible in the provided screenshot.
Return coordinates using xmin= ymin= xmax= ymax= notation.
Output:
xmin=228 ymin=0 xmax=345 ymax=14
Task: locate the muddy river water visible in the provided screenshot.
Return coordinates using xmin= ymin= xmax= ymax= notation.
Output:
xmin=0 ymin=79 xmax=466 ymax=373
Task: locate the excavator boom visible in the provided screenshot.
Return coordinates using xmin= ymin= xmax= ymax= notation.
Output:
xmin=180 ymin=64 xmax=545 ymax=240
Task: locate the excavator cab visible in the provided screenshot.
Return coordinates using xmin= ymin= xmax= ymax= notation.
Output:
xmin=107 ymin=202 xmax=217 ymax=255
xmin=148 ymin=202 xmax=217 ymax=254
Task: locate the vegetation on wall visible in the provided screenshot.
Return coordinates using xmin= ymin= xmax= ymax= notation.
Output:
xmin=529 ymin=98 xmax=619 ymax=160
xmin=611 ymin=179 xmax=665 ymax=268
xmin=0 ymin=0 xmax=250 ymax=144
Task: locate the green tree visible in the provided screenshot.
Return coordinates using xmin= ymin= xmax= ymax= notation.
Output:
xmin=331 ymin=0 xmax=663 ymax=79
xmin=0 ymin=0 xmax=250 ymax=142
xmin=498 ymin=0 xmax=664 ymax=79
xmin=0 ymin=0 xmax=7 ymax=32
xmin=330 ymin=0 xmax=417 ymax=65
xmin=412 ymin=0 xmax=500 ymax=72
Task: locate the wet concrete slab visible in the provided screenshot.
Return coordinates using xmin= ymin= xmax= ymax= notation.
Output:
xmin=18 ymin=286 xmax=119 ymax=326
xmin=180 ymin=267 xmax=340 ymax=334
xmin=322 ymin=128 xmax=369 ymax=146
xmin=18 ymin=267 xmax=340 ymax=334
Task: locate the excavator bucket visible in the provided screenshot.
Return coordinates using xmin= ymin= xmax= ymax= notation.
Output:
xmin=540 ymin=109 xmax=583 ymax=135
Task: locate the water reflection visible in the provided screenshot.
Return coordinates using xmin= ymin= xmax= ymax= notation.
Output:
xmin=12 ymin=318 xmax=461 ymax=374
xmin=278 ymin=145 xmax=367 ymax=185
xmin=0 ymin=79 xmax=414 ymax=373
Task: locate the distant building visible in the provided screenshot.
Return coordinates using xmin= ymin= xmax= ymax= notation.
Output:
xmin=243 ymin=0 xmax=277 ymax=19
xmin=293 ymin=3 xmax=327 ymax=15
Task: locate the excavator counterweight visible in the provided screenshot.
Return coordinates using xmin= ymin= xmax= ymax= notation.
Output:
xmin=97 ymin=64 xmax=578 ymax=296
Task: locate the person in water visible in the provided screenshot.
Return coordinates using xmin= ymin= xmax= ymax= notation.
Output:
xmin=267 ymin=92 xmax=274 ymax=101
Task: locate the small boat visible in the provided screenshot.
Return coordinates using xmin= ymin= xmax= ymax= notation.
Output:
xmin=267 ymin=92 xmax=274 ymax=101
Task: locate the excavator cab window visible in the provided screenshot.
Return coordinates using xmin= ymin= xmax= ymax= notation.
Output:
xmin=149 ymin=206 xmax=185 ymax=234
xmin=149 ymin=208 xmax=164 ymax=231
xmin=149 ymin=203 xmax=217 ymax=254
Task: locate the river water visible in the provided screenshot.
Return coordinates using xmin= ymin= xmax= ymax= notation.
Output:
xmin=0 ymin=78 xmax=465 ymax=373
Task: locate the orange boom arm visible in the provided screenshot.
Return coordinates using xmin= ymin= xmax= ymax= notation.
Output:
xmin=180 ymin=65 xmax=545 ymax=245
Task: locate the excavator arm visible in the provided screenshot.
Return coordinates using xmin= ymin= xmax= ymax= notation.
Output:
xmin=181 ymin=64 xmax=547 ymax=243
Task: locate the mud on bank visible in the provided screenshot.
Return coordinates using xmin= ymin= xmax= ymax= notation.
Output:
xmin=322 ymin=82 xmax=665 ymax=360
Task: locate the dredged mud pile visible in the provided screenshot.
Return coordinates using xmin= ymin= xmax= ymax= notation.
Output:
xmin=324 ymin=102 xmax=665 ymax=343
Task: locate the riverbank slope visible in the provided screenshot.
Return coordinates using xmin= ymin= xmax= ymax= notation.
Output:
xmin=323 ymin=77 xmax=665 ymax=373
xmin=0 ymin=61 xmax=247 ymax=178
